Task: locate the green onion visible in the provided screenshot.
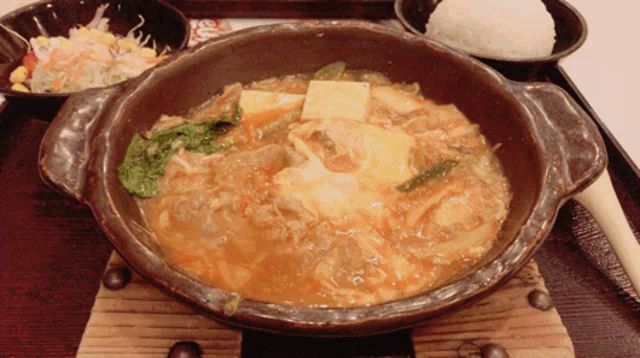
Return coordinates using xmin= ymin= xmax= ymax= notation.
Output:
xmin=396 ymin=160 xmax=459 ymax=193
xmin=313 ymin=61 xmax=346 ymax=80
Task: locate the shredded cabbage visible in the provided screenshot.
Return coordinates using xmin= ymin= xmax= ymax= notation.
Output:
xmin=12 ymin=4 xmax=168 ymax=93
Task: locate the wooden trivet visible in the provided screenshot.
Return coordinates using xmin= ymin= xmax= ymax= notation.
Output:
xmin=76 ymin=252 xmax=242 ymax=357
xmin=412 ymin=260 xmax=574 ymax=357
xmin=77 ymin=253 xmax=572 ymax=357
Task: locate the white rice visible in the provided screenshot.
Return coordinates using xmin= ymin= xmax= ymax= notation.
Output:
xmin=426 ymin=0 xmax=556 ymax=59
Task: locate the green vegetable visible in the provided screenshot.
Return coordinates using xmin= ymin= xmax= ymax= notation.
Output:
xmin=396 ymin=160 xmax=459 ymax=193
xmin=400 ymin=82 xmax=421 ymax=95
xmin=118 ymin=109 xmax=241 ymax=198
xmin=314 ymin=61 xmax=346 ymax=80
xmin=118 ymin=134 xmax=164 ymax=197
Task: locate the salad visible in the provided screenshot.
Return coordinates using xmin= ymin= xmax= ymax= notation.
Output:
xmin=8 ymin=4 xmax=169 ymax=94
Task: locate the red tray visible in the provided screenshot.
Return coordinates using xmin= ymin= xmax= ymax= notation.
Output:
xmin=1 ymin=3 xmax=639 ymax=357
xmin=166 ymin=0 xmax=396 ymax=19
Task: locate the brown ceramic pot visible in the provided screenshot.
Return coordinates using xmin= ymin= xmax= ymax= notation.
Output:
xmin=38 ymin=22 xmax=606 ymax=336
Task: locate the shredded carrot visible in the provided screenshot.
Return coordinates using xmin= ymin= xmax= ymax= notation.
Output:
xmin=243 ymin=107 xmax=290 ymax=128
xmin=48 ymin=49 xmax=64 ymax=63
xmin=380 ymin=215 xmax=393 ymax=236
xmin=237 ymin=195 xmax=251 ymax=213
xmin=52 ymin=77 xmax=64 ymax=91
xmin=242 ymin=122 xmax=256 ymax=146
xmin=241 ymin=107 xmax=292 ymax=145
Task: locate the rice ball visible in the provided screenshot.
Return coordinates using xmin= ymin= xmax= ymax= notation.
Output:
xmin=425 ymin=0 xmax=556 ymax=59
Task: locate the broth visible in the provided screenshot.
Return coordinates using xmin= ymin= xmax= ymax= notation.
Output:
xmin=129 ymin=66 xmax=511 ymax=307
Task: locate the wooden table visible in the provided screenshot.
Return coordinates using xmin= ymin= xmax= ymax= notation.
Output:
xmin=1 ymin=104 xmax=639 ymax=357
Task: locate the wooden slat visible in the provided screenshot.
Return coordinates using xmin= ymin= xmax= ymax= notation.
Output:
xmin=78 ymin=253 xmax=571 ymax=357
xmin=77 ymin=252 xmax=242 ymax=358
xmin=412 ymin=260 xmax=574 ymax=357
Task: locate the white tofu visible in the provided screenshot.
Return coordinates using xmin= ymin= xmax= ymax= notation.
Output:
xmin=301 ymin=80 xmax=370 ymax=122
xmin=239 ymin=90 xmax=305 ymax=115
xmin=371 ymin=86 xmax=423 ymax=114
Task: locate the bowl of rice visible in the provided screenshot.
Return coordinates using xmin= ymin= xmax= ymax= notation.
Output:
xmin=394 ymin=0 xmax=587 ymax=63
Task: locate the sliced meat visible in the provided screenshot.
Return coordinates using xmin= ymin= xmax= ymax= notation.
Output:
xmin=217 ymin=144 xmax=288 ymax=182
xmin=371 ymin=86 xmax=423 ymax=115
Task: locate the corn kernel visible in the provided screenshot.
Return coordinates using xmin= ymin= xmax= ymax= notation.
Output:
xmin=9 ymin=66 xmax=28 ymax=83
xmin=35 ymin=36 xmax=48 ymax=46
xmin=11 ymin=83 xmax=30 ymax=93
xmin=140 ymin=47 xmax=157 ymax=58
xmin=101 ymin=33 xmax=116 ymax=45
xmin=76 ymin=27 xmax=89 ymax=35
xmin=57 ymin=37 xmax=73 ymax=49
xmin=118 ymin=38 xmax=138 ymax=51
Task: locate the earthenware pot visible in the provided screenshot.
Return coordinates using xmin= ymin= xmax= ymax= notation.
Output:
xmin=39 ymin=22 xmax=606 ymax=336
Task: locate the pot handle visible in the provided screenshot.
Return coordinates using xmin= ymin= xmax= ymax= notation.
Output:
xmin=515 ymin=82 xmax=607 ymax=194
xmin=518 ymin=83 xmax=640 ymax=296
xmin=38 ymin=86 xmax=122 ymax=203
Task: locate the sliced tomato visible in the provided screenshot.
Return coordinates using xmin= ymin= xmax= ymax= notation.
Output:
xmin=22 ymin=51 xmax=38 ymax=74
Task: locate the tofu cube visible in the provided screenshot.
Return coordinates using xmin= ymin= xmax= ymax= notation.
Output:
xmin=239 ymin=90 xmax=305 ymax=115
xmin=301 ymin=80 xmax=370 ymax=122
